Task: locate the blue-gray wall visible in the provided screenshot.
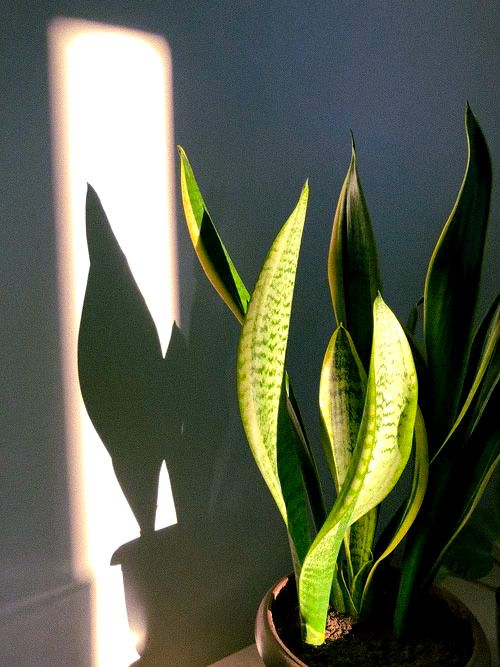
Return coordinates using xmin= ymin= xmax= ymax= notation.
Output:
xmin=1 ymin=2 xmax=498 ymax=664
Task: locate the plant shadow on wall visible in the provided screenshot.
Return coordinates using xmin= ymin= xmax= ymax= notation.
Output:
xmin=177 ymin=105 xmax=498 ymax=666
xmin=78 ymin=104 xmax=499 ymax=667
xmin=78 ymin=189 xmax=289 ymax=666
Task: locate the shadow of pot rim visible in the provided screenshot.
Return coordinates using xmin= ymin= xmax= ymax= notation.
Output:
xmin=110 ymin=525 xmax=179 ymax=567
xmin=255 ymin=574 xmax=491 ymax=667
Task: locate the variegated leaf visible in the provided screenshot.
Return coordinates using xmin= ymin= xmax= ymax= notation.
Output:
xmin=179 ymin=149 xmax=326 ymax=529
xmin=237 ymin=183 xmax=312 ymax=562
xmin=179 ymin=146 xmax=250 ymax=322
xmin=319 ymin=325 xmax=377 ymax=589
xmin=299 ymin=295 xmax=418 ymax=644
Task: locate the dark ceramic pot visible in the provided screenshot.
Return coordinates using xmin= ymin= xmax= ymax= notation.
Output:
xmin=255 ymin=574 xmax=491 ymax=667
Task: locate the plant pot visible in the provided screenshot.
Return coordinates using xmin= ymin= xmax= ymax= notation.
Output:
xmin=255 ymin=574 xmax=491 ymax=666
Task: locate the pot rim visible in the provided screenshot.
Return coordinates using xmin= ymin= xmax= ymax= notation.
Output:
xmin=256 ymin=573 xmax=491 ymax=667
xmin=256 ymin=574 xmax=307 ymax=666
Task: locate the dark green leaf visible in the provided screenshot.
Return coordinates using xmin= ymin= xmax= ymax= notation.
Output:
xmin=438 ymin=509 xmax=496 ymax=582
xmin=328 ymin=138 xmax=382 ymax=369
xmin=395 ymin=379 xmax=499 ymax=635
xmin=459 ymin=294 xmax=500 ymax=415
xmin=424 ymin=106 xmax=492 ymax=446
xmin=406 ymin=297 xmax=424 ymax=336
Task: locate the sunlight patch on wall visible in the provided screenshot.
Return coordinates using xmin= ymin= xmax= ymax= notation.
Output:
xmin=49 ymin=18 xmax=179 ymax=666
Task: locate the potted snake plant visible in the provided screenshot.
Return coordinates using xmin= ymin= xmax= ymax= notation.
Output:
xmin=179 ymin=104 xmax=498 ymax=666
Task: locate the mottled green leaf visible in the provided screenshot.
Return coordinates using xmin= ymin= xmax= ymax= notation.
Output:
xmin=299 ymin=296 xmax=418 ymax=644
xmin=318 ymin=325 xmax=376 ymax=588
xmin=179 ymin=149 xmax=326 ymax=529
xmin=237 ymin=183 xmax=312 ymax=562
xmin=319 ymin=325 xmax=366 ymax=489
xmin=348 ymin=509 xmax=378 ymax=587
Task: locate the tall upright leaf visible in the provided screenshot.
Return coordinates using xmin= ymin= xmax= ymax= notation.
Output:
xmin=460 ymin=294 xmax=499 ymax=413
xmin=319 ymin=325 xmax=377 ymax=583
xmin=179 ymin=149 xmax=326 ymax=530
xmin=431 ymin=301 xmax=499 ymax=463
xmin=319 ymin=325 xmax=366 ymax=487
xmin=237 ymin=183 xmax=312 ymax=564
xmin=424 ymin=105 xmax=492 ymax=445
xmin=299 ymin=296 xmax=418 ymax=645
xmin=328 ymin=138 xmax=382 ymax=369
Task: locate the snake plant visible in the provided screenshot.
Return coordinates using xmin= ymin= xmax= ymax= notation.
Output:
xmin=180 ymin=104 xmax=498 ymax=646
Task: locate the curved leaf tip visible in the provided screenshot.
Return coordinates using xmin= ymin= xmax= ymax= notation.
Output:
xmin=178 ymin=147 xmax=251 ymax=322
xmin=423 ymin=102 xmax=492 ymax=443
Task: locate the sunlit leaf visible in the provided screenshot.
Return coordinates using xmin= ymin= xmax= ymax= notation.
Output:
xmin=319 ymin=325 xmax=366 ymax=489
xmin=299 ymin=296 xmax=418 ymax=644
xmin=179 ymin=146 xmax=250 ymax=322
xmin=319 ymin=325 xmax=377 ymax=587
xmin=179 ymin=149 xmax=326 ymax=529
xmin=237 ymin=183 xmax=312 ymax=564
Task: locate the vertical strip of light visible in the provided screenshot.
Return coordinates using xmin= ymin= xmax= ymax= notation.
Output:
xmin=49 ymin=19 xmax=179 ymax=666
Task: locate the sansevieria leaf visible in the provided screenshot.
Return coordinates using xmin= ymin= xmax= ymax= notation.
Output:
xmin=237 ymin=183 xmax=312 ymax=563
xmin=424 ymin=105 xmax=492 ymax=445
xmin=431 ymin=298 xmax=499 ymax=463
xmin=434 ymin=398 xmax=499 ymax=577
xmin=320 ymin=325 xmax=366 ymax=489
xmin=395 ymin=387 xmax=499 ymax=636
xmin=299 ymin=295 xmax=418 ymax=644
xmin=319 ymin=325 xmax=377 ymax=588
xmin=361 ymin=407 xmax=428 ymax=610
xmin=179 ymin=146 xmax=250 ymax=322
xmin=179 ymin=149 xmax=326 ymax=530
xmin=460 ymin=294 xmax=499 ymax=416
xmin=395 ymin=305 xmax=498 ymax=633
xmin=328 ymin=138 xmax=382 ymax=369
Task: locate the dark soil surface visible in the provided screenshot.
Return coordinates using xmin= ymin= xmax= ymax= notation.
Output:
xmin=272 ymin=578 xmax=473 ymax=666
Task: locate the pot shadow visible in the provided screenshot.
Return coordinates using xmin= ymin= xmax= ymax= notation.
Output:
xmin=79 ymin=186 xmax=288 ymax=665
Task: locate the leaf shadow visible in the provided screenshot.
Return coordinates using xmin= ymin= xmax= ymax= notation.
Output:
xmin=78 ymin=186 xmax=287 ymax=664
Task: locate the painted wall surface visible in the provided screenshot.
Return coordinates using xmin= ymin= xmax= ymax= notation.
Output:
xmin=1 ymin=1 xmax=498 ymax=664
